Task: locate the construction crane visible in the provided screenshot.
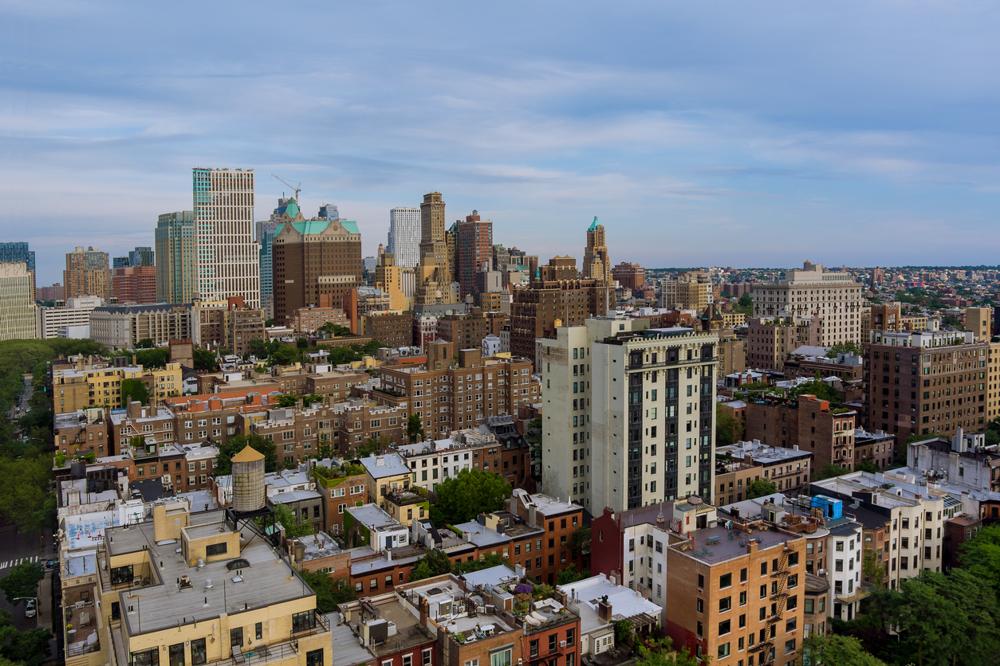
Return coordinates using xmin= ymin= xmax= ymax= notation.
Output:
xmin=271 ymin=174 xmax=301 ymax=201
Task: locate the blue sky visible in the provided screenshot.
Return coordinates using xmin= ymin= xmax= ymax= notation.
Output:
xmin=3 ymin=1 xmax=1000 ymax=283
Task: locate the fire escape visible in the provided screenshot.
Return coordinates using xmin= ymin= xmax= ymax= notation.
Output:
xmin=752 ymin=544 xmax=793 ymax=665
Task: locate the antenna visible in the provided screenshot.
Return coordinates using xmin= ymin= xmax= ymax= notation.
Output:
xmin=271 ymin=174 xmax=301 ymax=201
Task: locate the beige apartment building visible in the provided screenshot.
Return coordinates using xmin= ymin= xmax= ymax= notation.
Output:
xmin=0 ymin=262 xmax=37 ymax=340
xmin=752 ymin=262 xmax=863 ymax=345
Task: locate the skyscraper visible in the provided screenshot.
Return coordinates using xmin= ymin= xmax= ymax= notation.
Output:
xmin=257 ymin=196 xmax=295 ymax=318
xmin=155 ymin=211 xmax=195 ymax=304
xmin=64 ymin=246 xmax=111 ymax=299
xmin=0 ymin=242 xmax=37 ymax=299
xmin=0 ymin=242 xmax=35 ymax=274
xmin=414 ymin=192 xmax=456 ymax=306
xmin=454 ymin=210 xmax=493 ymax=300
xmin=271 ymin=198 xmax=363 ymax=325
xmin=0 ymin=262 xmax=37 ymax=340
xmin=129 ymin=246 xmax=155 ymax=267
xmin=387 ymin=207 xmax=421 ymax=268
xmin=582 ymin=216 xmax=611 ymax=284
xmin=192 ymin=167 xmax=260 ymax=308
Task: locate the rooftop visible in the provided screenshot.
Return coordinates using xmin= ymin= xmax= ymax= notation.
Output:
xmin=346 ymin=504 xmax=404 ymax=532
xmin=670 ymin=523 xmax=801 ymax=565
xmin=358 ymin=453 xmax=411 ymax=479
xmin=104 ymin=510 xmax=318 ymax=635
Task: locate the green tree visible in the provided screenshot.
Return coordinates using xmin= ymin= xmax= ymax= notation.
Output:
xmin=746 ymin=478 xmax=777 ymax=499
xmin=120 ymin=378 xmax=149 ymax=405
xmin=133 ymin=348 xmax=169 ymax=369
xmin=410 ymin=549 xmax=453 ymax=581
xmin=804 ymin=634 xmax=886 ymax=666
xmin=826 ymin=342 xmax=862 ymax=358
xmin=556 ymin=564 xmax=588 ymax=585
xmin=214 ymin=434 xmax=278 ymax=474
xmin=0 ymin=457 xmax=56 ymax=532
xmin=614 ymin=620 xmax=636 ymax=648
xmin=276 ymin=394 xmax=299 ymax=408
xmin=430 ymin=469 xmax=511 ymax=525
xmin=300 ymin=570 xmax=356 ymax=613
xmin=0 ymin=562 xmax=42 ymax=604
xmin=815 ymin=464 xmax=851 ymax=481
xmin=134 ymin=338 xmax=155 ymax=349
xmin=407 ymin=413 xmax=425 ymax=443
xmin=193 ymin=348 xmax=218 ymax=371
xmin=270 ymin=344 xmax=299 ymax=366
xmin=454 ymin=552 xmax=509 ymax=574
xmin=716 ymin=405 xmax=741 ymax=446
xmin=272 ymin=504 xmax=314 ymax=538
xmin=570 ymin=527 xmax=591 ymax=559
xmin=856 ymin=459 xmax=879 ymax=474
xmin=790 ymin=379 xmax=842 ymax=403
xmin=635 ymin=636 xmax=699 ymax=666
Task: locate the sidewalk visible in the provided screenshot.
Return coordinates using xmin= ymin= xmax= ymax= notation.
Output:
xmin=38 ymin=570 xmax=53 ymax=630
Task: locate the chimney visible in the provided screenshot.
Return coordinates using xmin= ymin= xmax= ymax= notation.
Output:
xmin=419 ymin=597 xmax=430 ymax=627
xmin=597 ymin=596 xmax=613 ymax=623
xmin=747 ymin=538 xmax=759 ymax=555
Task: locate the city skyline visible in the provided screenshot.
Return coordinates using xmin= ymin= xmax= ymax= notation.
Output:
xmin=5 ymin=3 xmax=1000 ymax=283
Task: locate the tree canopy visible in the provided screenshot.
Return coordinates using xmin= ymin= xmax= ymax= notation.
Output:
xmin=299 ymin=570 xmax=356 ymax=613
xmin=193 ymin=348 xmax=218 ymax=371
xmin=407 ymin=413 xmax=425 ymax=443
xmin=0 ymin=562 xmax=42 ymax=604
xmin=120 ymin=378 xmax=150 ymax=405
xmin=805 ymin=634 xmax=885 ymax=666
xmin=430 ymin=469 xmax=511 ymax=525
xmin=410 ymin=548 xmax=453 ymax=581
xmin=214 ymin=434 xmax=278 ymax=474
xmin=746 ymin=478 xmax=777 ymax=499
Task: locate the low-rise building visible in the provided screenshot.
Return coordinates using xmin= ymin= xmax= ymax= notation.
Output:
xmin=717 ymin=440 xmax=813 ymax=495
xmin=54 ymin=408 xmax=110 ymax=459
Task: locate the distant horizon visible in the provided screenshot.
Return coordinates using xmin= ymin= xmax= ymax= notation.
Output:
xmin=5 ymin=3 xmax=1000 ymax=283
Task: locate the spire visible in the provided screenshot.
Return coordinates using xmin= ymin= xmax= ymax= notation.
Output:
xmin=588 ymin=216 xmax=600 ymax=232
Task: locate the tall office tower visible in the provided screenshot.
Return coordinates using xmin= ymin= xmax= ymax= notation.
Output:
xmin=538 ymin=316 xmax=646 ymax=511
xmin=155 ymin=211 xmax=196 ymax=304
xmin=271 ymin=199 xmax=362 ymax=325
xmin=583 ymin=216 xmax=611 ymax=284
xmin=414 ymin=192 xmax=457 ymax=306
xmin=256 ymin=197 xmax=294 ymax=318
xmin=454 ymin=210 xmax=494 ymax=300
xmin=64 ymin=246 xmax=111 ymax=299
xmin=374 ymin=250 xmax=409 ymax=311
xmin=387 ymin=207 xmax=421 ymax=268
xmin=866 ymin=330 xmax=987 ymax=443
xmin=318 ymin=203 xmax=339 ymax=220
xmin=0 ymin=262 xmax=37 ymax=340
xmin=112 ymin=265 xmax=157 ymax=304
xmin=192 ymin=167 xmax=260 ymax=308
xmin=590 ymin=326 xmax=719 ymax=511
xmin=112 ymin=257 xmax=130 ymax=269
xmin=129 ymin=246 xmax=155 ymax=267
xmin=751 ymin=261 xmax=863 ymax=345
xmin=0 ymin=242 xmax=36 ymax=299
xmin=446 ymin=221 xmax=459 ymax=284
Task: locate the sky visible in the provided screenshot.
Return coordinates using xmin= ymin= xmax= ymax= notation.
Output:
xmin=3 ymin=1 xmax=1000 ymax=283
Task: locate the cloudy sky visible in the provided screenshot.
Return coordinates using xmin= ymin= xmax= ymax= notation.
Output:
xmin=4 ymin=1 xmax=1000 ymax=283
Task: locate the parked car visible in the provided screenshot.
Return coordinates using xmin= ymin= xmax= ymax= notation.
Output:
xmin=24 ymin=599 xmax=36 ymax=618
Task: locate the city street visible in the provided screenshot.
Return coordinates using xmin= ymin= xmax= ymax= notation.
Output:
xmin=0 ymin=524 xmax=50 ymax=632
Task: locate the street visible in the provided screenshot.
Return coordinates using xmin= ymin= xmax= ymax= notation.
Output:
xmin=0 ymin=524 xmax=51 ymax=632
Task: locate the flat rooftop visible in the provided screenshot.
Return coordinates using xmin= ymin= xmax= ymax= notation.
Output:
xmin=105 ymin=510 xmax=315 ymax=635
xmin=672 ymin=524 xmax=800 ymax=565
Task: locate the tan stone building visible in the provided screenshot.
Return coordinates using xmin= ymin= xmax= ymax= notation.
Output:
xmin=752 ymin=261 xmax=863 ymax=345
xmin=64 ymin=245 xmax=110 ymax=299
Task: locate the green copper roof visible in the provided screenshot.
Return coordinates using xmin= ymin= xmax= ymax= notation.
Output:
xmin=588 ymin=216 xmax=600 ymax=232
xmin=275 ymin=219 xmax=360 ymax=236
xmin=284 ymin=199 xmax=300 ymax=219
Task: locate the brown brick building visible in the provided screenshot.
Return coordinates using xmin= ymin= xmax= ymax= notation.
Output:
xmin=111 ymin=265 xmax=157 ymax=304
xmin=510 ymin=271 xmax=610 ymax=365
xmin=454 ymin=210 xmax=493 ymax=300
xmin=865 ymin=330 xmax=987 ymax=443
xmin=745 ymin=395 xmax=856 ymax=475
xmin=363 ymin=311 xmax=414 ymax=347
xmin=376 ymin=341 xmax=539 ymax=438
xmin=436 ymin=311 xmax=489 ymax=350
xmin=611 ymin=261 xmax=646 ymax=291
xmin=272 ymin=215 xmax=362 ymax=325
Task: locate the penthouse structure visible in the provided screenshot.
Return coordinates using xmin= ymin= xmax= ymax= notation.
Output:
xmin=717 ymin=440 xmax=813 ymax=497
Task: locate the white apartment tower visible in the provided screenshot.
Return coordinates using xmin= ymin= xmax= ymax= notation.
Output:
xmin=0 ymin=262 xmax=37 ymax=341
xmin=751 ymin=261 xmax=863 ymax=345
xmin=193 ymin=168 xmax=260 ymax=308
xmin=591 ymin=326 xmax=719 ymax=512
xmin=538 ymin=316 xmax=646 ymax=511
xmin=387 ymin=207 xmax=421 ymax=268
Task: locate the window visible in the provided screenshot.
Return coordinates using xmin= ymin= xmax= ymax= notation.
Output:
xmin=191 ymin=639 xmax=206 ymax=666
xmin=292 ymin=611 xmax=316 ymax=633
xmin=530 ymin=639 xmax=539 ymax=657
xmin=110 ymin=564 xmax=134 ymax=586
xmin=718 ymin=642 xmax=731 ymax=659
xmin=306 ymin=650 xmax=324 ymax=666
xmin=169 ymin=644 xmax=185 ymax=666
xmin=206 ymin=542 xmax=228 ymax=557
xmin=423 ymin=648 xmax=433 ymax=665
xmin=131 ymin=649 xmax=159 ymax=666
xmin=718 ymin=619 xmax=731 ymax=635
xmin=230 ymin=627 xmax=243 ymax=649
xmin=489 ymin=648 xmax=512 ymax=666
xmin=719 ymin=597 xmax=732 ymax=612
xmin=255 ymin=622 xmax=263 ymax=640
xmin=720 ymin=572 xmax=732 ymax=588
xmin=403 ymin=655 xmax=413 ymax=666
